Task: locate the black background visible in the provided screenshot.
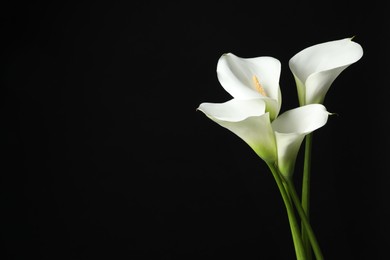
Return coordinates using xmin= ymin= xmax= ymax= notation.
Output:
xmin=2 ymin=1 xmax=389 ymax=259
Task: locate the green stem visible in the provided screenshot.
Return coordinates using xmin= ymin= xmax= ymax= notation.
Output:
xmin=285 ymin=179 xmax=324 ymax=260
xmin=302 ymin=133 xmax=313 ymax=259
xmin=267 ymin=162 xmax=307 ymax=260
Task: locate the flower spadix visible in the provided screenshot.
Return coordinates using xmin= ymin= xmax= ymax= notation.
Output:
xmin=197 ymin=100 xmax=329 ymax=178
xmin=289 ymin=37 xmax=363 ymax=105
xmin=217 ymin=53 xmax=282 ymax=120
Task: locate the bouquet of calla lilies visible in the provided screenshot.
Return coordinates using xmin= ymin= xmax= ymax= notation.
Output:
xmin=197 ymin=38 xmax=363 ymax=260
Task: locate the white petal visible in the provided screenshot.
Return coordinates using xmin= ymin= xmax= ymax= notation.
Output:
xmin=289 ymin=38 xmax=363 ymax=83
xmin=272 ymin=104 xmax=329 ymax=134
xmin=217 ymin=53 xmax=282 ymax=118
xmin=305 ymin=66 xmax=347 ymax=104
xmin=274 ymin=132 xmax=305 ymax=179
xmin=289 ymin=38 xmax=363 ymax=104
xmin=197 ymin=98 xmax=266 ymax=122
xmin=271 ymin=104 xmax=329 ymax=177
xmin=198 ymin=99 xmax=277 ymax=163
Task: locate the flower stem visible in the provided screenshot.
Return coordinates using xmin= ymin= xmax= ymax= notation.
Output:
xmin=285 ymin=178 xmax=324 ymax=260
xmin=302 ymin=133 xmax=313 ymax=259
xmin=266 ymin=162 xmax=307 ymax=260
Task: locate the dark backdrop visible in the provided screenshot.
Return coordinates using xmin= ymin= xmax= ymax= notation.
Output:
xmin=2 ymin=1 xmax=389 ymax=259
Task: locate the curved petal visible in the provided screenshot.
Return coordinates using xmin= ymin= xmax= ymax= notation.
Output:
xmin=273 ymin=132 xmax=305 ymax=179
xmin=197 ymin=99 xmax=277 ymax=163
xmin=289 ymin=37 xmax=363 ymax=105
xmin=197 ymin=98 xmax=266 ymax=121
xmin=305 ymin=66 xmax=348 ymax=104
xmin=217 ymin=53 xmax=282 ymax=119
xmin=271 ymin=104 xmax=329 ymax=178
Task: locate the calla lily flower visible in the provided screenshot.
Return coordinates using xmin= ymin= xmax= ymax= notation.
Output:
xmin=289 ymin=37 xmax=363 ymax=105
xmin=217 ymin=53 xmax=282 ymax=120
xmin=271 ymin=104 xmax=329 ymax=178
xmin=198 ymin=98 xmax=277 ymax=163
xmin=197 ymin=99 xmax=329 ymax=178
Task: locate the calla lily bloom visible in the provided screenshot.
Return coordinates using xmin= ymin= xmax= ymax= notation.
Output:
xmin=217 ymin=53 xmax=282 ymax=120
xmin=289 ymin=37 xmax=363 ymax=105
xmin=271 ymin=104 xmax=329 ymax=178
xmin=198 ymin=98 xmax=277 ymax=163
xmin=197 ymin=99 xmax=329 ymax=178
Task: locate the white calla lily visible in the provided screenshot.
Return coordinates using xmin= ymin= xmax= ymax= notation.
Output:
xmin=217 ymin=53 xmax=282 ymax=120
xmin=198 ymin=99 xmax=329 ymax=177
xmin=197 ymin=98 xmax=277 ymax=163
xmin=289 ymin=37 xmax=363 ymax=105
xmin=272 ymin=104 xmax=329 ymax=178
